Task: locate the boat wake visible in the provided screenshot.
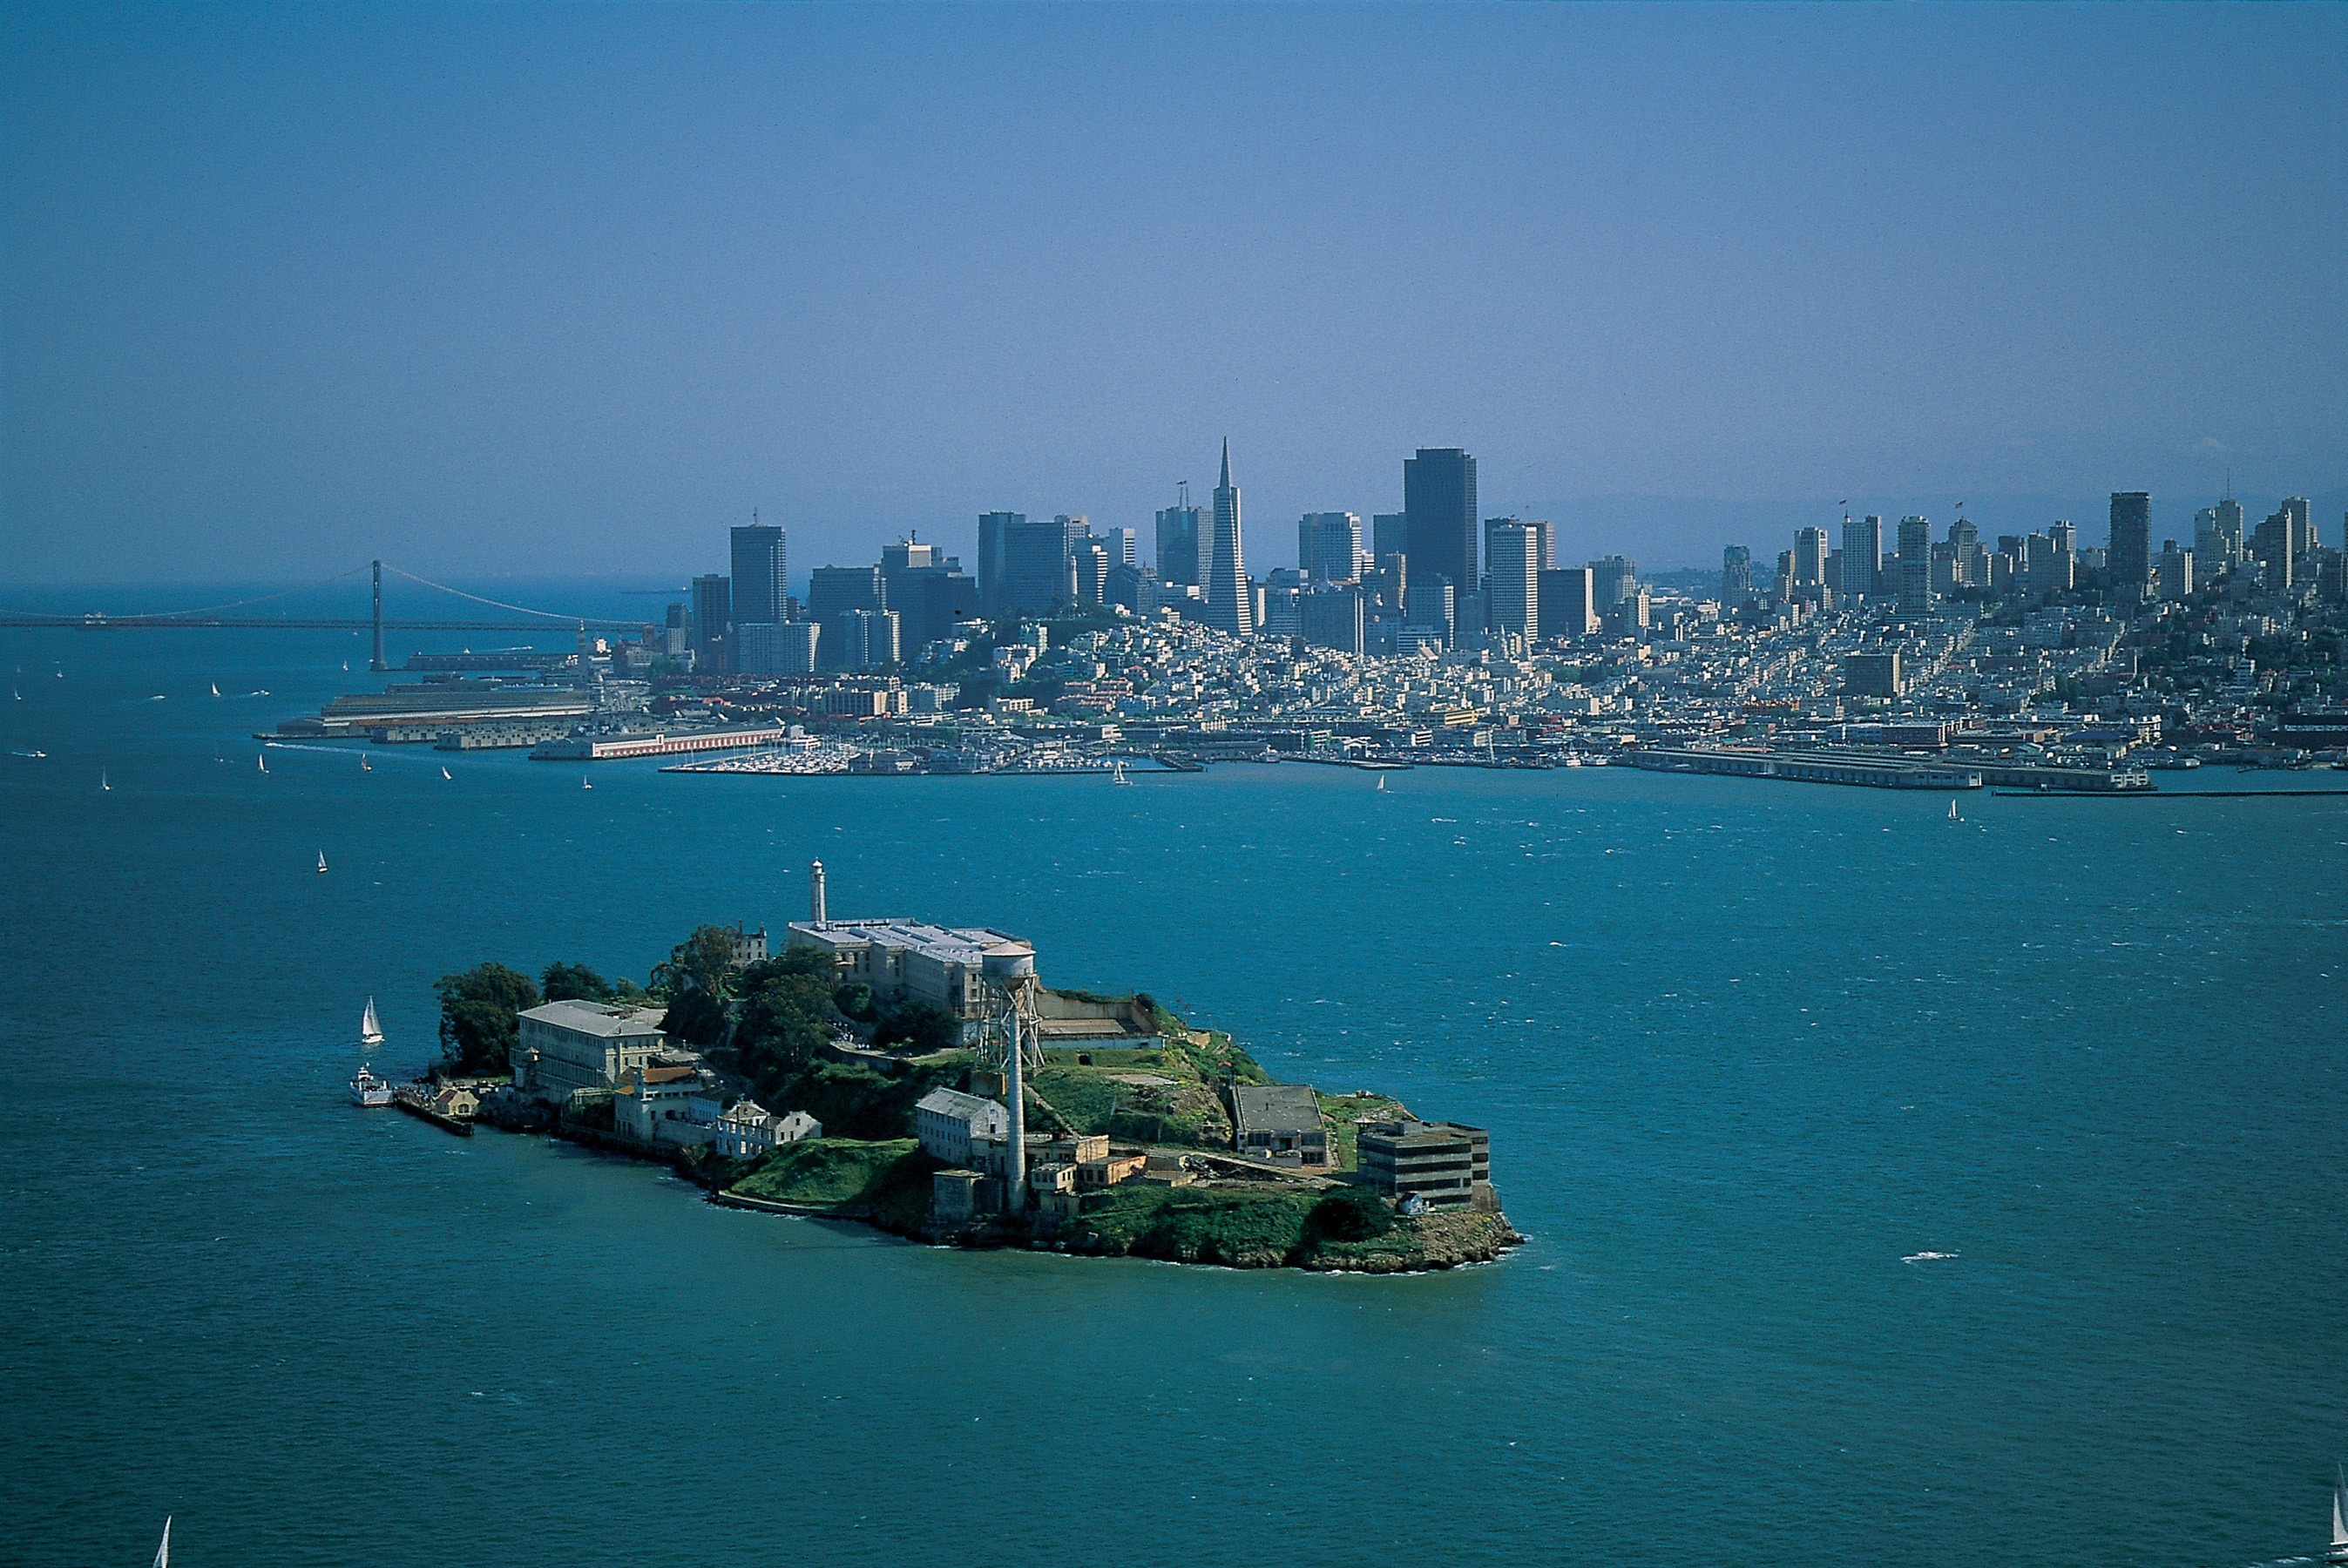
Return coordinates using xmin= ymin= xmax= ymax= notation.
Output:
xmin=1901 ymin=1251 xmax=1959 ymax=1264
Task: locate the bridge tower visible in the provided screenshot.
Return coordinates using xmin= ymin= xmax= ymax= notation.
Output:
xmin=369 ymin=561 xmax=387 ymax=672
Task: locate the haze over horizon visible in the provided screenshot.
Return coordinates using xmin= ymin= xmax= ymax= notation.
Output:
xmin=4 ymin=3 xmax=2343 ymax=588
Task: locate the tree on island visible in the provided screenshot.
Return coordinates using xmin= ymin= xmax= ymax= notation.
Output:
xmin=435 ymin=963 xmax=541 ymax=1075
xmin=661 ymin=983 xmax=730 ymax=1048
xmin=733 ymin=948 xmax=843 ymax=1086
xmin=539 ymin=961 xmax=612 ymax=1003
xmin=651 ymin=924 xmax=744 ymax=1001
xmin=871 ymin=1000 xmax=958 ymax=1056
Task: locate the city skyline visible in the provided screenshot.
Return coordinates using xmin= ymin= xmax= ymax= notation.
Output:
xmin=6 ymin=3 xmax=2343 ymax=585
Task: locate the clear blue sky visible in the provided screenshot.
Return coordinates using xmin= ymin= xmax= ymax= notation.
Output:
xmin=4 ymin=2 xmax=2343 ymax=586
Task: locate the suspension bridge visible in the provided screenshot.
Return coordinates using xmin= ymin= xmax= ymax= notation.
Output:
xmin=0 ymin=562 xmax=654 ymax=671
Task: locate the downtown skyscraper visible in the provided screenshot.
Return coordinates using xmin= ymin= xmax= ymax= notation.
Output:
xmin=1404 ymin=448 xmax=1477 ymax=597
xmin=729 ymin=521 xmax=787 ymax=626
xmin=2109 ymin=491 xmax=2151 ymax=595
xmin=1205 ymin=439 xmax=1254 ymax=635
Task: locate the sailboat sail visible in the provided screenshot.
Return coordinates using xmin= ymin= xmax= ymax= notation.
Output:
xmin=154 ymin=1517 xmax=171 ymax=1568
xmin=362 ymin=997 xmax=384 ymax=1045
xmin=2333 ymin=1464 xmax=2346 ymax=1548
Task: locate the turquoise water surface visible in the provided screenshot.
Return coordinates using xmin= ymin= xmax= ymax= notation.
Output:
xmin=3 ymin=625 xmax=2344 ymax=1567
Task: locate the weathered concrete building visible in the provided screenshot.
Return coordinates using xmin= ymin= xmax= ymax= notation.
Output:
xmin=1231 ymin=1083 xmax=1330 ymax=1166
xmin=1357 ymin=1119 xmax=1492 ymax=1209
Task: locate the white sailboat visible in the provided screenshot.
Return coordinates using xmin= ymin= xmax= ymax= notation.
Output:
xmin=2327 ymin=1464 xmax=2348 ymax=1565
xmin=316 ymin=850 xmax=328 ymax=875
xmin=153 ymin=1516 xmax=170 ymax=1568
xmin=361 ymin=997 xmax=384 ymax=1047
xmin=1111 ymin=760 xmax=1130 ymax=786
xmin=100 ymin=769 xmax=111 ymax=792
xmin=1376 ymin=774 xmax=1387 ymax=792
xmin=1947 ymin=799 xmax=1962 ymax=822
xmin=582 ymin=774 xmax=592 ymax=789
xmin=360 ymin=754 xmax=371 ymax=773
xmin=441 ymin=765 xmax=453 ymax=781
xmin=257 ymin=753 xmax=268 ymax=774
xmin=209 ymin=680 xmax=220 ymax=697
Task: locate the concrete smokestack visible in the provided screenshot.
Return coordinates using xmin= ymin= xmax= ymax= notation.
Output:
xmin=809 ymin=861 xmax=827 ymax=926
xmin=1005 ymin=982 xmax=1027 ymax=1213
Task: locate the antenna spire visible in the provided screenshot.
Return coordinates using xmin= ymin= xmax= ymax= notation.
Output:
xmin=1220 ymin=438 xmax=1231 ymax=490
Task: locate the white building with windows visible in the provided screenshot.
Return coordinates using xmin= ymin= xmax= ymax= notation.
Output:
xmin=716 ymin=1101 xmax=821 ymax=1159
xmin=510 ymin=1001 xmax=671 ymax=1106
xmin=788 ymin=920 xmax=1034 ymax=1038
xmin=614 ymin=1063 xmax=723 ymax=1146
xmin=916 ymin=1087 xmax=1010 ymax=1166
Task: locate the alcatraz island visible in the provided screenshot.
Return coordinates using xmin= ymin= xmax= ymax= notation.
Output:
xmin=409 ymin=862 xmax=1519 ymax=1273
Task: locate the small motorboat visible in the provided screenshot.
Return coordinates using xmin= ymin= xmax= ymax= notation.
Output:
xmin=349 ymin=1065 xmax=394 ymax=1107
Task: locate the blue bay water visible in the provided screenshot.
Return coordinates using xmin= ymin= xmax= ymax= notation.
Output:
xmin=3 ymin=621 xmax=2345 ymax=1567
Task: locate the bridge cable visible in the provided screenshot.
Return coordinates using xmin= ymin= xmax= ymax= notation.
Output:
xmin=0 ymin=563 xmax=374 ymax=623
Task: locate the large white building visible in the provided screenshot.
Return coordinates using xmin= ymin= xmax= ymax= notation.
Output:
xmin=787 ymin=919 xmax=1034 ymax=1037
xmin=510 ymin=1001 xmax=671 ymax=1106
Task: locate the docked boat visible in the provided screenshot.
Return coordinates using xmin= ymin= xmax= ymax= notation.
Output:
xmin=360 ymin=997 xmax=384 ymax=1047
xmin=2327 ymin=1465 xmax=2348 ymax=1565
xmin=349 ymin=1065 xmax=394 ymax=1107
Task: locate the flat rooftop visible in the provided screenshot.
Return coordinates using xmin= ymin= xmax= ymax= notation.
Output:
xmin=788 ymin=919 xmax=1032 ymax=964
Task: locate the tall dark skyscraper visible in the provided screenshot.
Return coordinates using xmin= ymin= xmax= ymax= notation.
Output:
xmin=690 ymin=572 xmax=730 ymax=672
xmin=2109 ymin=492 xmax=2151 ymax=592
xmin=729 ymin=522 xmax=787 ymax=626
xmin=1404 ymin=448 xmax=1477 ymax=595
xmin=1155 ymin=491 xmax=1203 ymax=587
xmin=977 ymin=511 xmax=1020 ymax=615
